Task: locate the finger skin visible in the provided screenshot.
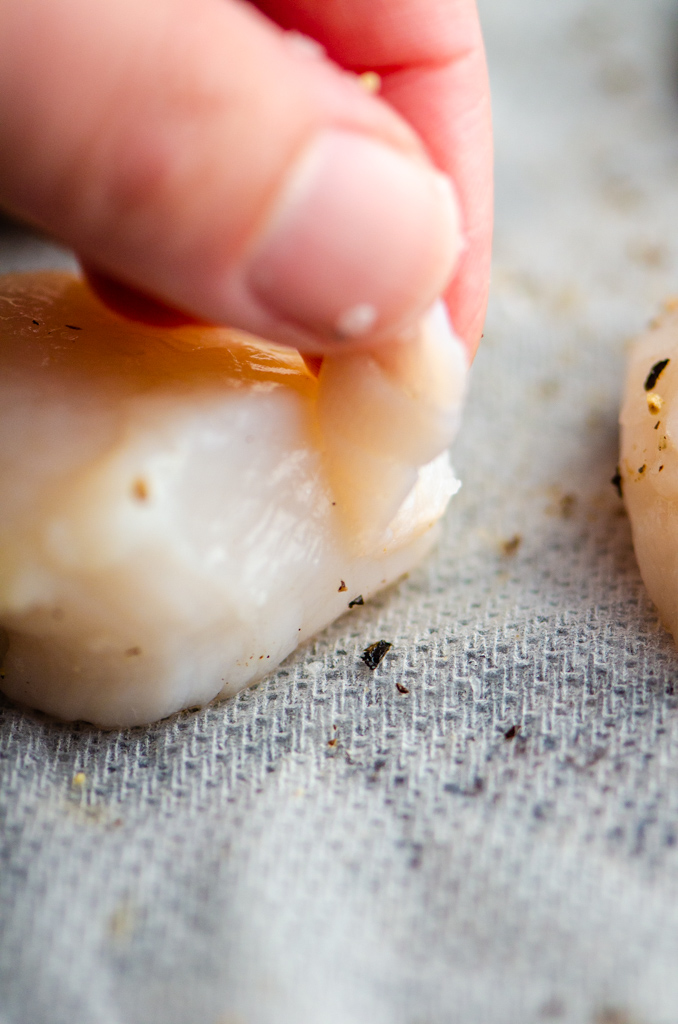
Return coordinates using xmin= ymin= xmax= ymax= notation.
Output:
xmin=383 ymin=57 xmax=492 ymax=358
xmin=0 ymin=0 xmax=462 ymax=353
xmin=257 ymin=0 xmax=493 ymax=355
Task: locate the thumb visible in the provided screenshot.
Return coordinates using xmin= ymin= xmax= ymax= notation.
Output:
xmin=0 ymin=0 xmax=462 ymax=352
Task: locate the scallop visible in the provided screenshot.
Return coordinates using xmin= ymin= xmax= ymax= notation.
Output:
xmin=620 ymin=305 xmax=678 ymax=640
xmin=0 ymin=272 xmax=467 ymax=726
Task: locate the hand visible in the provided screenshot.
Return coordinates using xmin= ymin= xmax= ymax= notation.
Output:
xmin=0 ymin=0 xmax=492 ymax=357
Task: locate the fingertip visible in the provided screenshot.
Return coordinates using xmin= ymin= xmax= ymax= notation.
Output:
xmin=239 ymin=130 xmax=463 ymax=351
xmin=2 ymin=0 xmax=469 ymax=355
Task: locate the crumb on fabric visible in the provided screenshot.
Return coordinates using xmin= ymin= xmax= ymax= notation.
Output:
xmin=546 ymin=489 xmax=578 ymax=518
xmin=361 ymin=640 xmax=393 ymax=670
xmin=502 ymin=535 xmax=522 ymax=557
xmin=560 ymin=494 xmax=576 ymax=518
xmin=72 ymin=771 xmax=86 ymax=787
xmin=396 ymin=682 xmax=410 ymax=694
xmin=537 ymin=995 xmax=566 ymax=1019
xmin=109 ymin=902 xmax=135 ymax=940
xmin=593 ymin=1009 xmax=637 ymax=1024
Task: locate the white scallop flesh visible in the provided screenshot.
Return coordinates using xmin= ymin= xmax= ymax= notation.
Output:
xmin=620 ymin=306 xmax=678 ymax=641
xmin=0 ymin=272 xmax=468 ymax=726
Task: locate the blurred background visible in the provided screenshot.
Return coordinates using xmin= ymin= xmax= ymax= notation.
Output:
xmin=3 ymin=0 xmax=678 ymax=1022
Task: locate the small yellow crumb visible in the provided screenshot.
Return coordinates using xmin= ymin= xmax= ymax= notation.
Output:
xmin=501 ymin=534 xmax=522 ymax=557
xmin=358 ymin=71 xmax=381 ymax=94
xmin=647 ymin=392 xmax=663 ymax=415
xmin=72 ymin=771 xmax=86 ymax=787
xmin=663 ymin=296 xmax=678 ymax=312
xmin=109 ymin=902 xmax=135 ymax=940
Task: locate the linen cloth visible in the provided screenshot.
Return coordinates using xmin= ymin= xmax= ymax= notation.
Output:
xmin=3 ymin=0 xmax=678 ymax=1020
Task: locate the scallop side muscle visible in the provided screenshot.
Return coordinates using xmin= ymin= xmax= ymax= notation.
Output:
xmin=0 ymin=272 xmax=467 ymax=726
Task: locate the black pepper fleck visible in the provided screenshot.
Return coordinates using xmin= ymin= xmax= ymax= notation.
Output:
xmin=645 ymin=358 xmax=670 ymax=391
xmin=361 ymin=640 xmax=393 ymax=670
xmin=611 ymin=468 xmax=623 ymax=498
xmin=348 ymin=595 xmax=364 ymax=608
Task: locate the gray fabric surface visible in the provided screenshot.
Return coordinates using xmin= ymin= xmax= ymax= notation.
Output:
xmin=3 ymin=0 xmax=678 ymax=1021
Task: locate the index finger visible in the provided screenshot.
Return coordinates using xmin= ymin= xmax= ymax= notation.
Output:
xmin=257 ymin=0 xmax=493 ymax=355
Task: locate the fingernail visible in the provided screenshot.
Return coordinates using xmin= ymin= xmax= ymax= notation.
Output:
xmin=246 ymin=130 xmax=462 ymax=342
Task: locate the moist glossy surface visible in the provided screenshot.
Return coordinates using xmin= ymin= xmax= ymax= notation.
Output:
xmin=0 ymin=272 xmax=465 ymax=725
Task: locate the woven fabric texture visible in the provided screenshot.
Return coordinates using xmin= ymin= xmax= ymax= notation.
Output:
xmin=3 ymin=1 xmax=678 ymax=1021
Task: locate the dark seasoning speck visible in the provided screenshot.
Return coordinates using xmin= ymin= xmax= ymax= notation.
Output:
xmin=361 ymin=640 xmax=393 ymax=670
xmin=644 ymin=358 xmax=670 ymax=391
